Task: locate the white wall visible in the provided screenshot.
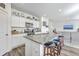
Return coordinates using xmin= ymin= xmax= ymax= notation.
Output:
xmin=71 ymin=20 xmax=79 ymax=31
xmin=52 ymin=19 xmax=79 ymax=32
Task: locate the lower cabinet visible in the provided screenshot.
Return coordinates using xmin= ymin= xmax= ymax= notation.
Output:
xmin=31 ymin=41 xmax=40 ymax=56
xmin=25 ymin=39 xmax=32 ymax=56
xmin=11 ymin=36 xmax=25 ymax=49
xmin=11 ymin=36 xmax=42 ymax=56
xmin=25 ymin=39 xmax=41 ymax=56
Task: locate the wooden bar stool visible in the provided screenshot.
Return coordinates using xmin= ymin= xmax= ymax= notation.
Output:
xmin=53 ymin=46 xmax=59 ymax=56
xmin=50 ymin=46 xmax=55 ymax=56
xmin=53 ymin=44 xmax=61 ymax=56
xmin=44 ymin=46 xmax=54 ymax=56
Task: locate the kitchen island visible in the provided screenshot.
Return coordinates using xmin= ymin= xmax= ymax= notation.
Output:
xmin=8 ymin=31 xmax=51 ymax=56
xmin=24 ymin=33 xmax=49 ymax=56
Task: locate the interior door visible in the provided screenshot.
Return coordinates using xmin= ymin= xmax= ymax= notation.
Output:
xmin=0 ymin=10 xmax=8 ymax=55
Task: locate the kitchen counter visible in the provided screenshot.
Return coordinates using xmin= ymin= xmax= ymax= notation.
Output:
xmin=24 ymin=34 xmax=48 ymax=44
xmin=24 ymin=32 xmax=51 ymax=45
xmin=24 ymin=36 xmax=42 ymax=44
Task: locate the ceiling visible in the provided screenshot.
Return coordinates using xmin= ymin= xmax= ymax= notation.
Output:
xmin=11 ymin=3 xmax=79 ymax=21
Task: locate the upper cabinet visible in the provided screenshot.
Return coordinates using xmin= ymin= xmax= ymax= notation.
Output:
xmin=11 ymin=9 xmax=25 ymax=27
xmin=11 ymin=15 xmax=20 ymax=27
xmin=11 ymin=8 xmax=40 ymax=28
xmin=20 ymin=17 xmax=26 ymax=27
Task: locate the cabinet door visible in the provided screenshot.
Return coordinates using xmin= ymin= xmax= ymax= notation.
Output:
xmin=25 ymin=39 xmax=41 ymax=56
xmin=0 ymin=10 xmax=8 ymax=55
xmin=12 ymin=36 xmax=20 ymax=48
xmin=12 ymin=36 xmax=25 ymax=48
xmin=31 ymin=41 xmax=40 ymax=56
xmin=25 ymin=39 xmax=32 ymax=56
xmin=11 ymin=15 xmax=20 ymax=27
xmin=20 ymin=17 xmax=25 ymax=27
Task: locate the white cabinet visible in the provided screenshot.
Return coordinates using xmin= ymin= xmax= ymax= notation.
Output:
xmin=11 ymin=15 xmax=20 ymax=27
xmin=25 ymin=38 xmax=40 ymax=56
xmin=11 ymin=8 xmax=39 ymax=28
xmin=11 ymin=9 xmax=26 ymax=27
xmin=12 ymin=36 xmax=25 ymax=48
xmin=25 ymin=38 xmax=32 ymax=56
xmin=20 ymin=17 xmax=25 ymax=27
xmin=0 ymin=10 xmax=8 ymax=55
xmin=11 ymin=9 xmax=20 ymax=27
xmin=31 ymin=41 xmax=40 ymax=56
xmin=11 ymin=15 xmax=26 ymax=27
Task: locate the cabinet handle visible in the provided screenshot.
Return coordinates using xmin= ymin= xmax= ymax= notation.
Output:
xmin=5 ymin=34 xmax=8 ymax=36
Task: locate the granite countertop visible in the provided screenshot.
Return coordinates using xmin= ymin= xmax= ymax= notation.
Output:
xmin=23 ymin=32 xmax=53 ymax=45
xmin=23 ymin=34 xmax=49 ymax=45
xmin=23 ymin=35 xmax=43 ymax=44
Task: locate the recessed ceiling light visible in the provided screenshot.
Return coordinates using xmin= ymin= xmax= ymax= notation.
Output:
xmin=58 ymin=9 xmax=62 ymax=12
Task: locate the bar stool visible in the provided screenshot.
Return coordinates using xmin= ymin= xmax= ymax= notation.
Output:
xmin=44 ymin=46 xmax=54 ymax=56
xmin=53 ymin=44 xmax=61 ymax=56
xmin=53 ymin=46 xmax=59 ymax=56
xmin=44 ymin=44 xmax=61 ymax=56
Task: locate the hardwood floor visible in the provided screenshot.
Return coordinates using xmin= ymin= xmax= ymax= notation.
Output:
xmin=3 ymin=44 xmax=79 ymax=56
xmin=3 ymin=45 xmax=25 ymax=56
xmin=60 ymin=45 xmax=79 ymax=56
